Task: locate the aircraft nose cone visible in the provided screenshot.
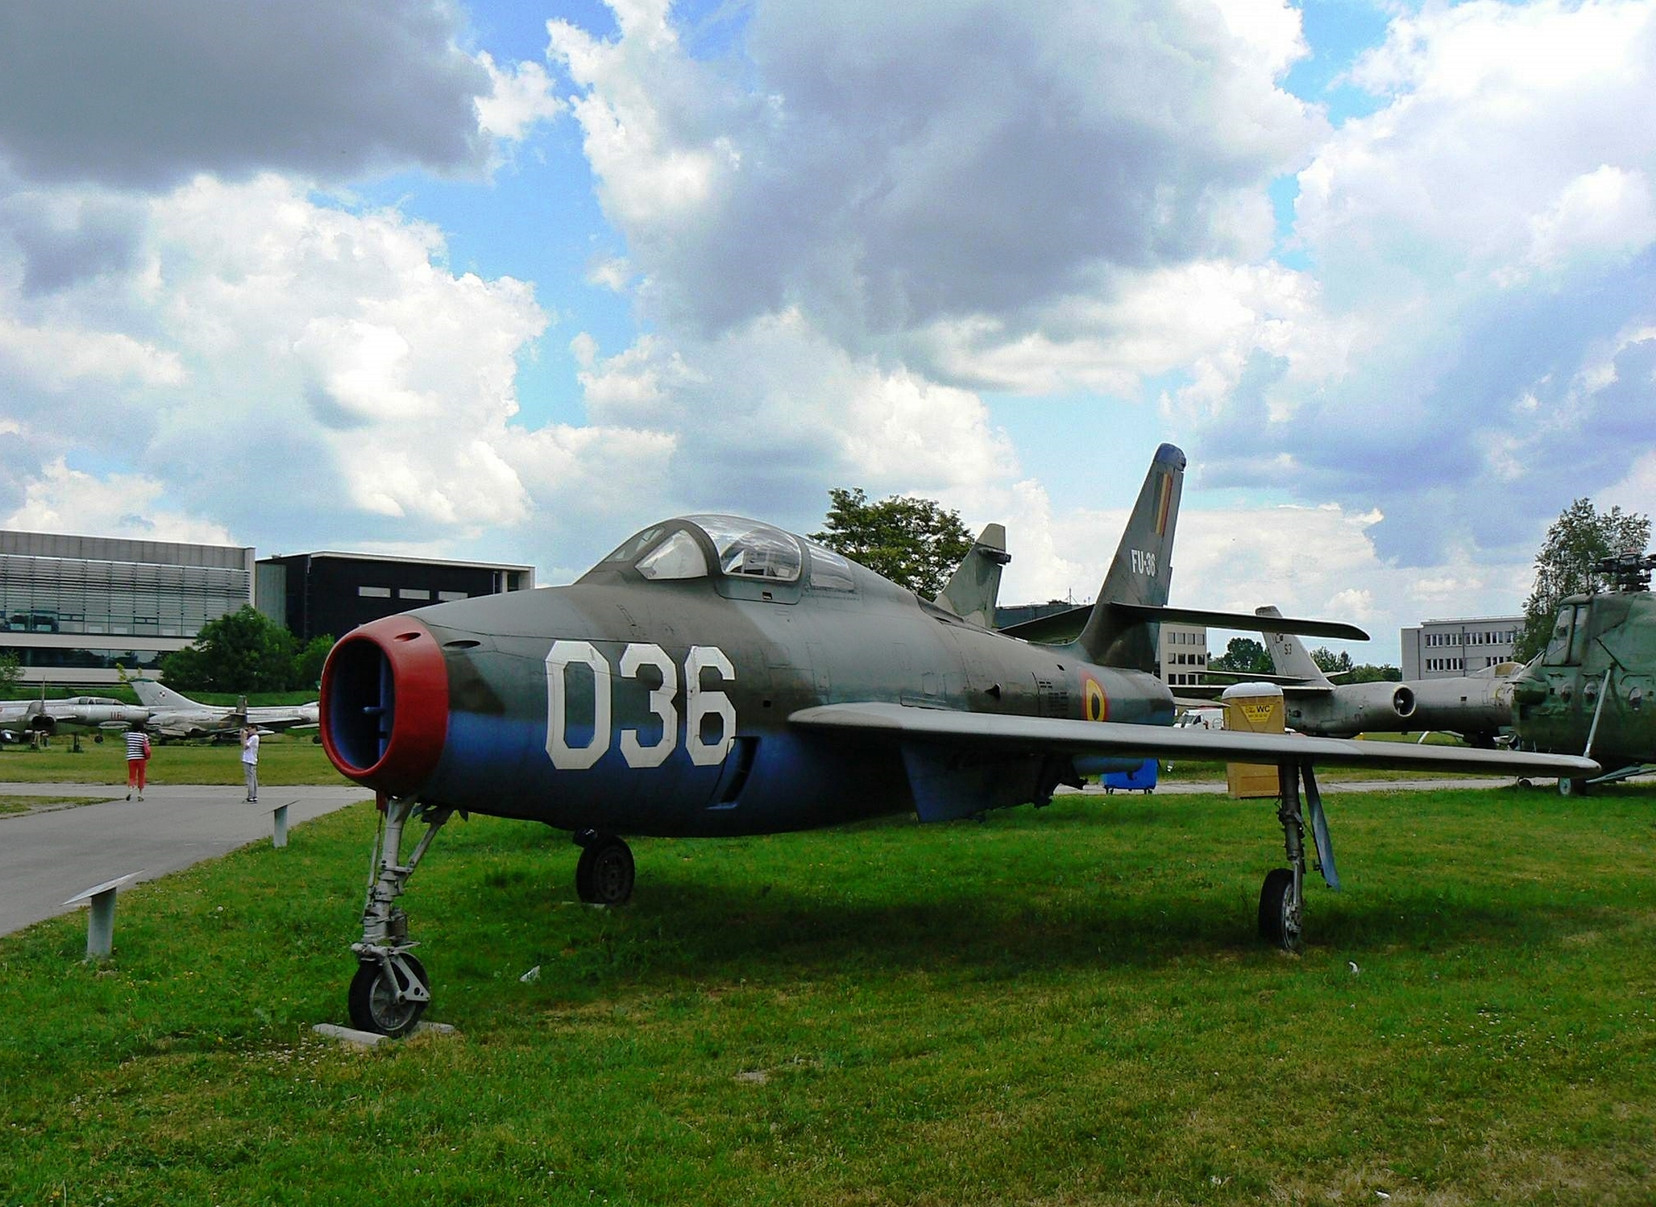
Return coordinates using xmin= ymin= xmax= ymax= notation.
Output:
xmin=319 ymin=615 xmax=450 ymax=796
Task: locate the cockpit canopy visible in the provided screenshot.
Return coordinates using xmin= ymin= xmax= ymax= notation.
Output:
xmin=591 ymin=515 xmax=856 ymax=592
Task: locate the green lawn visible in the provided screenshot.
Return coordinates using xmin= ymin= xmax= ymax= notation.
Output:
xmin=0 ymin=731 xmax=349 ymax=786
xmin=2 ymin=783 xmax=1653 ymax=1203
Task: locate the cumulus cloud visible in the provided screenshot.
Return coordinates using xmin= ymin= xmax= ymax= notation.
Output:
xmin=1189 ymin=0 xmax=1656 ymax=569
xmin=6 ymin=457 xmax=236 ymax=546
xmin=0 ymin=1 xmax=494 ymax=190
xmin=0 ymin=172 xmax=676 ymax=569
xmin=549 ymin=0 xmax=1323 ymax=367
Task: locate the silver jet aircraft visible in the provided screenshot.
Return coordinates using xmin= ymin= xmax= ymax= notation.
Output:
xmin=128 ymin=679 xmax=318 ymax=740
xmin=317 ymin=444 xmax=1596 ymax=1035
xmin=1256 ymin=606 xmax=1516 ymax=748
xmin=0 ymin=693 xmax=149 ymax=741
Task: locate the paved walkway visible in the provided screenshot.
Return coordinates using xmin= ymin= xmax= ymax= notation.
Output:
xmin=0 ymin=782 xmax=371 ymax=937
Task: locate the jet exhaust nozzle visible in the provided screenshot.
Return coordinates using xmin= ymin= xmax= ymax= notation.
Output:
xmin=319 ymin=615 xmax=450 ymax=797
xmin=1391 ymin=685 xmax=1416 ymax=719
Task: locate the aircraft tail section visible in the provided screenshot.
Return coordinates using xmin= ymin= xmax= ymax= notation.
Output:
xmin=936 ymin=523 xmax=1010 ymax=628
xmin=1258 ymin=606 xmax=1334 ymax=687
xmin=129 ymin=679 xmax=202 ymax=710
xmin=1069 ymin=443 xmax=1185 ymax=671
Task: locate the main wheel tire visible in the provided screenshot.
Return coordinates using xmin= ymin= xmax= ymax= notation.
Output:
xmin=1258 ymin=868 xmax=1302 ymax=953
xmin=347 ymin=955 xmax=428 ymax=1038
xmin=1558 ymin=776 xmax=1591 ymax=797
xmin=576 ymin=837 xmax=635 ymax=905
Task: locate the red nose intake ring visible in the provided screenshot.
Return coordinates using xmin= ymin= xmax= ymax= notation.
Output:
xmin=320 ymin=614 xmax=450 ymax=797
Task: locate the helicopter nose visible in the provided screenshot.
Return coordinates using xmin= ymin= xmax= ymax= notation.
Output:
xmin=320 ymin=614 xmax=450 ymax=796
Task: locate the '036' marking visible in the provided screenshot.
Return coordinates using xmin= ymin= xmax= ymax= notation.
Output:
xmin=545 ymin=641 xmax=735 ymax=771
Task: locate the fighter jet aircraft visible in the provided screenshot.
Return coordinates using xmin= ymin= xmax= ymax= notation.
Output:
xmin=1254 ymin=606 xmax=1517 ymax=747
xmin=127 ymin=679 xmax=318 ymax=740
xmin=0 ymin=692 xmax=149 ymax=740
xmin=1509 ymin=551 xmax=1656 ymax=794
xmin=318 ymin=444 xmax=1596 ymax=1036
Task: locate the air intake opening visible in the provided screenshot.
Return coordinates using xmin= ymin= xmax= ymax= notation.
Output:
xmin=326 ymin=637 xmax=394 ymax=772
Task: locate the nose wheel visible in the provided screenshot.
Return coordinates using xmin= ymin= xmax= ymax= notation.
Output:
xmin=348 ymin=952 xmax=429 ymax=1038
xmin=575 ymin=832 xmax=635 ymax=905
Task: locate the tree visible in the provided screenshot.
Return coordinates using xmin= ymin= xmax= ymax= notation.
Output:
xmin=0 ymin=651 xmax=20 ymax=700
xmin=812 ymin=488 xmax=975 ymax=599
xmin=1209 ymin=637 xmax=1271 ymax=674
xmin=161 ymin=606 xmax=299 ymax=693
xmin=293 ymin=635 xmax=335 ymax=691
xmin=1514 ymin=499 xmax=1651 ymax=662
xmin=1308 ymin=647 xmax=1353 ymax=675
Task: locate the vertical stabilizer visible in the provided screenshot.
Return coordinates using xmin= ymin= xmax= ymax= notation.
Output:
xmin=1070 ymin=443 xmax=1185 ymax=670
xmin=1258 ymin=606 xmax=1334 ymax=686
xmin=128 ymin=679 xmax=202 ymax=710
xmin=936 ymin=523 xmax=1010 ymax=628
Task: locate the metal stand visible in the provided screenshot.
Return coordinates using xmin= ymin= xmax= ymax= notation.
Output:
xmin=63 ymin=871 xmax=144 ymax=960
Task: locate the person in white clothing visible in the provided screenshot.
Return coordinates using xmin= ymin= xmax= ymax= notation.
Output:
xmin=241 ymin=726 xmax=260 ymax=802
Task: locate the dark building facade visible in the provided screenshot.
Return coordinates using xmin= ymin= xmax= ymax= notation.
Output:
xmin=256 ymin=552 xmax=535 ymax=643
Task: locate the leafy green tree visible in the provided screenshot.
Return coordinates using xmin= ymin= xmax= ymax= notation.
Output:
xmin=161 ymin=606 xmax=299 ymax=693
xmin=293 ymin=635 xmax=335 ymax=691
xmin=1309 ymin=647 xmax=1353 ymax=675
xmin=1209 ymin=637 xmax=1270 ymax=674
xmin=1348 ymin=663 xmax=1402 ymax=683
xmin=1515 ymin=499 xmax=1651 ymax=662
xmin=0 ymin=651 xmax=20 ymax=700
xmin=813 ymin=488 xmax=975 ymax=599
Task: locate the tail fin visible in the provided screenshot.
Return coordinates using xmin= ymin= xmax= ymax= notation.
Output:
xmin=1069 ymin=443 xmax=1185 ymax=670
xmin=935 ymin=523 xmax=1010 ymax=628
xmin=129 ymin=679 xmax=200 ymax=710
xmin=1258 ymin=606 xmax=1334 ymax=686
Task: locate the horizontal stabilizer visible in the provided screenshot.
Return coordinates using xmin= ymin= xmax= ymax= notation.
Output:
xmin=1001 ymin=603 xmax=1368 ymax=646
xmin=998 ymin=604 xmax=1091 ymax=644
xmin=1111 ymin=603 xmax=1369 ymax=642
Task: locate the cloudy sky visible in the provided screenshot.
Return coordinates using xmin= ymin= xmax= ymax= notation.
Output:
xmin=2 ymin=0 xmax=1653 ymax=663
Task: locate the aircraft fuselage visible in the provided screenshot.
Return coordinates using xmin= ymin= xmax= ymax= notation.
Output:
xmin=324 ymin=565 xmax=1170 ymax=838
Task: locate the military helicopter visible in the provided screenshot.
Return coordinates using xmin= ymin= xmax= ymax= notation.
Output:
xmin=1509 ymin=551 xmax=1656 ymax=794
xmin=318 ymin=445 xmax=1595 ymax=1036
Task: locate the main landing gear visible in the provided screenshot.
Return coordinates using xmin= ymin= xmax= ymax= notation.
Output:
xmin=1257 ymin=762 xmax=1340 ymax=953
xmin=575 ymin=830 xmax=635 ymax=905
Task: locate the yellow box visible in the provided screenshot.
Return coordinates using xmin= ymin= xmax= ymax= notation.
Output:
xmin=1222 ymin=684 xmax=1285 ymax=799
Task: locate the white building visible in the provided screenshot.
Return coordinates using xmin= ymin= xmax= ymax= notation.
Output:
xmin=1160 ymin=623 xmax=1208 ymax=685
xmin=1400 ymin=616 xmax=1523 ymax=679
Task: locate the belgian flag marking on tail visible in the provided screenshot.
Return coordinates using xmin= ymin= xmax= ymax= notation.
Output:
xmin=1154 ymin=470 xmax=1174 ymax=538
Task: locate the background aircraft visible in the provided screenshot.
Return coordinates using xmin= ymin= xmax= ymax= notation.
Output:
xmin=1253 ymin=606 xmax=1517 ymax=747
xmin=1509 ymin=551 xmax=1656 ymax=794
xmin=317 ymin=444 xmax=1594 ymax=1036
xmin=0 ymin=693 xmax=148 ymax=741
xmin=128 ymin=679 xmax=318 ymax=740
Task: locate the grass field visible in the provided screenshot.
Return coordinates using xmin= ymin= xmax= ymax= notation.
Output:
xmin=2 ymin=781 xmax=1653 ymax=1204
xmin=0 ymin=732 xmax=349 ymax=786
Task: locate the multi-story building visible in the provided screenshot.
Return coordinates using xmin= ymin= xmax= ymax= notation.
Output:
xmin=0 ymin=530 xmax=255 ymax=685
xmin=1400 ymin=616 xmax=1523 ymax=678
xmin=256 ymin=551 xmax=535 ymax=644
xmin=1160 ymin=623 xmax=1209 ymax=685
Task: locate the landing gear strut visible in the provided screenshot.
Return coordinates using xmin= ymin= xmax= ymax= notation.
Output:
xmin=575 ymin=831 xmax=635 ymax=905
xmin=349 ymin=796 xmax=452 ymax=1037
xmin=1258 ymin=762 xmax=1340 ymax=953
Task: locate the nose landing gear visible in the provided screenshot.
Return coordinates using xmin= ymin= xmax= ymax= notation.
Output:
xmin=348 ymin=796 xmax=452 ymax=1037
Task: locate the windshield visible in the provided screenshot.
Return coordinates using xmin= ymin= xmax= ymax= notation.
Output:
xmin=684 ymin=515 xmax=803 ymax=582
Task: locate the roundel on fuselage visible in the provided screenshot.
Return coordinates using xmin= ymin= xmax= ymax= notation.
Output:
xmin=1083 ymin=676 xmax=1108 ymax=722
